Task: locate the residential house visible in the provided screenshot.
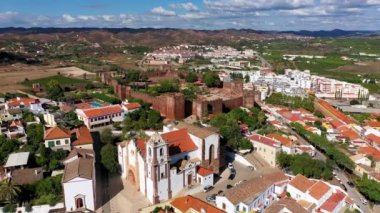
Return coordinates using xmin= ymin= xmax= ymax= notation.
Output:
xmin=122 ymin=102 xmax=141 ymax=113
xmin=5 ymin=97 xmax=44 ymax=114
xmin=5 ymin=120 xmax=26 ymax=139
xmin=71 ymin=126 xmax=94 ymax=150
xmin=286 ymin=174 xmax=348 ymax=212
xmin=4 ymin=152 xmax=30 ymax=172
xmin=44 ymin=126 xmax=71 ymax=151
xmin=264 ymin=198 xmax=308 ymax=213
xmin=248 ymin=134 xmax=281 ymax=167
xmin=170 ymin=195 xmax=225 ymax=213
xmin=0 ymin=108 xmax=22 ymax=122
xmin=215 ymin=170 xmax=288 ymax=213
xmin=62 ymin=149 xmax=96 ymax=212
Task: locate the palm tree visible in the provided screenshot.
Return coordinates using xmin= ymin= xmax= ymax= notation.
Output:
xmin=0 ymin=179 xmax=21 ymax=204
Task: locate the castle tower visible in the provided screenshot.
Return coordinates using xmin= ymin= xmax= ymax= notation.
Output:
xmin=145 ymin=133 xmax=172 ymax=204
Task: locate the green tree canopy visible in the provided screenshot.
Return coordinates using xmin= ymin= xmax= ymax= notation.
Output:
xmin=101 ymin=144 xmax=119 ymax=174
xmin=185 ymin=72 xmax=198 ymax=83
xmin=203 ymin=72 xmax=220 ymax=87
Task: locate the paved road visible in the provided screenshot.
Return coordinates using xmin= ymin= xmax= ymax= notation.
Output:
xmin=336 ymin=170 xmax=372 ymax=213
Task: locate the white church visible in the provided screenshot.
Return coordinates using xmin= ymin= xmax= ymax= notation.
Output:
xmin=117 ymin=121 xmax=220 ymax=204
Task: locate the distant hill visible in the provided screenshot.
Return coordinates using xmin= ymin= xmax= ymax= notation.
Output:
xmin=282 ymin=29 xmax=380 ymax=37
xmin=0 ymin=28 xmax=378 ymax=48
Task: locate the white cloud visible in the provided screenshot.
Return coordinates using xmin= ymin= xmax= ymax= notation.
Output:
xmin=102 ymin=15 xmax=115 ymax=22
xmin=151 ymin=6 xmax=176 ymax=16
xmin=169 ymin=2 xmax=198 ymax=11
xmin=204 ymin=0 xmax=314 ymax=12
xmin=62 ymin=14 xmax=76 ymax=22
xmin=321 ymin=0 xmax=380 ymax=7
xmin=77 ymin=15 xmax=97 ymax=21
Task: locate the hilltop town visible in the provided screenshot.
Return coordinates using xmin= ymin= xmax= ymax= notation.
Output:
xmin=0 ymin=29 xmax=380 ymax=213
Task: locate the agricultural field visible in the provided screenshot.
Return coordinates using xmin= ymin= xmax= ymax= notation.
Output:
xmin=23 ymin=75 xmax=90 ymax=89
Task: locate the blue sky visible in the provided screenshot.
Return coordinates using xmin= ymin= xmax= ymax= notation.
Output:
xmin=0 ymin=0 xmax=379 ymax=30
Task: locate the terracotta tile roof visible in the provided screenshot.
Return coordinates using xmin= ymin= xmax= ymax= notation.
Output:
xmin=170 ymin=195 xmax=225 ymax=213
xmin=224 ymin=170 xmax=287 ymax=205
xmin=265 ymin=198 xmax=308 ymax=213
xmin=367 ymin=134 xmax=380 ymax=145
xmin=7 ymin=98 xmax=38 ymax=107
xmin=248 ymin=134 xmax=280 ymax=148
xmin=307 ymin=181 xmax=331 ymax=200
xmin=366 ymin=121 xmax=380 ymax=128
xmin=63 ymin=157 xmax=93 ymax=182
xmin=288 ymin=174 xmax=315 ymax=193
xmin=319 ymin=191 xmax=346 ymax=212
xmin=173 ymin=121 xmax=218 ymax=139
xmin=197 ymin=166 xmax=214 ymax=177
xmin=267 ymin=133 xmax=293 ymax=147
xmin=64 ymin=148 xmax=95 ymax=162
xmin=161 ymin=129 xmax=198 ymax=155
xmin=358 ymin=146 xmax=380 ymax=161
xmin=80 ymin=105 xmax=123 ymax=118
xmin=75 ymin=103 xmax=93 ymax=109
xmin=11 ymin=167 xmax=43 ymax=185
xmin=44 ymin=126 xmax=71 ymax=140
xmin=316 ymin=100 xmax=353 ymax=124
xmin=71 ymin=126 xmax=93 ymax=146
xmin=123 ymin=102 xmax=141 ymax=110
xmin=135 ymin=138 xmax=148 ymax=157
xmin=337 ymin=126 xmax=360 ymax=141
xmin=330 ymin=119 xmax=345 ymax=129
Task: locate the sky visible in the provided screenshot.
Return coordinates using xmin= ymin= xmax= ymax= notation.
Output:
xmin=0 ymin=0 xmax=380 ymax=30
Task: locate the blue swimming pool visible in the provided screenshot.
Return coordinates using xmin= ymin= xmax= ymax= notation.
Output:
xmin=88 ymin=102 xmax=103 ymax=107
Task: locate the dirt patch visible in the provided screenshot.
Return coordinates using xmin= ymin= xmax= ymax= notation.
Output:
xmin=0 ymin=64 xmax=97 ymax=92
xmin=48 ymin=66 xmax=96 ymax=78
xmin=336 ymin=61 xmax=380 ymax=74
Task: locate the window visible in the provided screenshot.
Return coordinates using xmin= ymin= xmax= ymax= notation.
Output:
xmin=161 ymin=172 xmax=164 ymax=179
xmin=222 ymin=203 xmax=226 ymax=210
xmin=148 ymin=148 xmax=152 ymax=156
xmin=243 ymin=207 xmax=246 ymax=212
xmin=56 ymin=140 xmax=61 ymax=145
xmin=48 ymin=141 xmax=55 ymax=147
xmin=160 ymin=148 xmax=163 ymax=156
xmin=65 ymin=139 xmax=69 ymax=144
xmin=236 ymin=206 xmax=239 ymax=211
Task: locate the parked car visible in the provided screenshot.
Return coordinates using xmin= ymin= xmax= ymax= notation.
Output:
xmin=217 ymin=190 xmax=223 ymax=195
xmin=347 ymin=181 xmax=354 ymax=187
xmin=226 ymin=184 xmax=233 ymax=189
xmin=228 ymin=173 xmax=235 ymax=180
xmin=206 ymin=195 xmax=216 ymax=202
xmin=203 ymin=185 xmax=214 ymax=193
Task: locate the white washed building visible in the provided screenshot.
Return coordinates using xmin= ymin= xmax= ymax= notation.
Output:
xmin=117 ymin=122 xmax=220 ymax=204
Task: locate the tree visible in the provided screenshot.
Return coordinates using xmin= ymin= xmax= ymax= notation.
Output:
xmin=46 ymin=80 xmax=64 ymax=101
xmin=185 ymin=72 xmax=198 ymax=83
xmin=356 ymin=174 xmax=380 ymax=202
xmin=101 ymin=144 xmax=119 ymax=173
xmin=100 ymin=128 xmax=113 ymax=144
xmin=0 ymin=179 xmax=21 ymax=204
xmin=60 ymin=111 xmax=83 ymax=129
xmin=203 ymin=72 xmax=220 ymax=87
xmin=22 ymin=110 xmax=35 ymax=123
xmin=244 ymin=74 xmax=250 ymax=83
xmin=26 ymin=123 xmax=44 ymax=151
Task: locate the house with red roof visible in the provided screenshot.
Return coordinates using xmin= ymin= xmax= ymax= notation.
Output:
xmin=44 ymin=126 xmax=71 ymax=151
xmin=71 ymin=126 xmax=94 ymax=150
xmin=76 ymin=104 xmax=125 ymax=130
xmin=121 ymin=101 xmax=141 ymax=113
xmin=117 ymin=122 xmax=220 ymax=204
xmin=286 ymin=174 xmax=349 ymax=213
